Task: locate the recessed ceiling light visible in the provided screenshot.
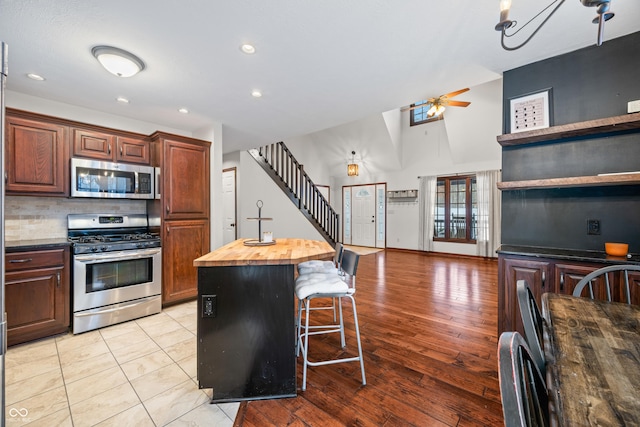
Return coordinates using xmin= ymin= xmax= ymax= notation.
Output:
xmin=178 ymin=107 xmax=189 ymax=114
xmin=116 ymin=96 xmax=130 ymax=104
xmin=241 ymin=44 xmax=256 ymax=54
xmin=27 ymin=73 xmax=45 ymax=81
xmin=251 ymin=90 xmax=262 ymax=98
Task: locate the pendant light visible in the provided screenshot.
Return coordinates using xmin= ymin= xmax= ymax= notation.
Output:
xmin=347 ymin=151 xmax=359 ymax=177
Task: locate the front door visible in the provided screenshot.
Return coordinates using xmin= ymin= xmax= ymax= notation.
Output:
xmin=351 ymin=185 xmax=376 ymax=247
xmin=222 ymin=168 xmax=237 ymax=245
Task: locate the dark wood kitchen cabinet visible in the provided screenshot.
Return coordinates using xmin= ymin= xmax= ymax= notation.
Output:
xmin=5 ymin=246 xmax=71 ymax=346
xmin=161 ymin=137 xmax=210 ymax=220
xmin=150 ymin=132 xmax=210 ymax=305
xmin=163 ymin=220 xmax=209 ymax=303
xmin=499 ymin=256 xmax=553 ymax=335
xmin=498 ymin=251 xmax=640 ymax=334
xmin=5 ymin=111 xmax=69 ymax=196
xmin=72 ymin=128 xmax=151 ymax=165
xmin=554 ymin=262 xmax=606 ymax=297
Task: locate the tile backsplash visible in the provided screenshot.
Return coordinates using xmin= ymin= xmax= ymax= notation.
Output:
xmin=4 ymin=196 xmax=146 ymax=241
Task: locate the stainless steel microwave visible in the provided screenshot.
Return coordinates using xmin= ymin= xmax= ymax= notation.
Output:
xmin=71 ymin=158 xmax=155 ymax=199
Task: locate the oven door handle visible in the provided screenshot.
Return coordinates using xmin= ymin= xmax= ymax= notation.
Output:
xmin=74 ymin=298 xmax=154 ymax=317
xmin=74 ymin=248 xmax=161 ymax=263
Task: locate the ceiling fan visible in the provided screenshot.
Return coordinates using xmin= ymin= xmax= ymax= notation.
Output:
xmin=402 ymin=88 xmax=471 ymax=117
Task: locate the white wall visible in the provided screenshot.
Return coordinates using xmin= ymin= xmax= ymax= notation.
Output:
xmin=237 ymin=151 xmax=324 ymax=241
xmin=193 ymin=122 xmax=223 ymax=251
xmin=225 ymin=78 xmax=503 ymax=255
xmin=7 ymin=91 xmax=189 ymax=136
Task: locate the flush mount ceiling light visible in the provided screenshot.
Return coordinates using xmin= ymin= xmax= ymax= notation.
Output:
xmin=347 ymin=151 xmax=359 ymax=177
xmin=495 ymin=0 xmax=615 ymax=51
xmin=241 ymin=44 xmax=256 ymax=54
xmin=92 ymin=45 xmax=146 ymax=77
xmin=27 ymin=73 xmax=45 ymax=81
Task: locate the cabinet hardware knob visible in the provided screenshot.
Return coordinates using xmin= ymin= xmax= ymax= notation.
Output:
xmin=9 ymin=258 xmax=32 ymax=263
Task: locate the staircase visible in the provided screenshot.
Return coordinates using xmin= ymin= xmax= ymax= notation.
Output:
xmin=248 ymin=142 xmax=339 ymax=246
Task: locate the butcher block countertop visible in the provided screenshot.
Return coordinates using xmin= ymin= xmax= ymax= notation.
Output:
xmin=193 ymin=238 xmax=334 ymax=267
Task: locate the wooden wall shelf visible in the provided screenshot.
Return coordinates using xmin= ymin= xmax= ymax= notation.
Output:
xmin=497 ymin=112 xmax=640 ymax=147
xmin=497 ymin=173 xmax=640 ymax=190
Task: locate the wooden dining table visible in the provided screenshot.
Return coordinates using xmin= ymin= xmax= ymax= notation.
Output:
xmin=542 ymin=293 xmax=640 ymax=426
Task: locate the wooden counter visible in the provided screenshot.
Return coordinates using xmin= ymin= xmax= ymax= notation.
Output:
xmin=193 ymin=238 xmax=334 ymax=267
xmin=195 ymin=238 xmax=335 ymax=402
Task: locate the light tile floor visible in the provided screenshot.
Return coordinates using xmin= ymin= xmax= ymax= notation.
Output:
xmin=4 ymin=300 xmax=239 ymax=426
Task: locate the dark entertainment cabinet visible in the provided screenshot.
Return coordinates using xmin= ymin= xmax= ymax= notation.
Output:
xmin=496 ymin=112 xmax=640 ymax=335
xmin=497 ymin=32 xmax=640 ymax=335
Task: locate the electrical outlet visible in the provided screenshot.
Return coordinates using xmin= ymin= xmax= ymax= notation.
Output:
xmin=587 ymin=219 xmax=600 ymax=235
xmin=628 ymin=99 xmax=640 ymax=114
xmin=202 ymin=295 xmax=217 ymax=318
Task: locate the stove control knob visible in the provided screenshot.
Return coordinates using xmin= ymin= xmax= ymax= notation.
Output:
xmin=101 ymin=246 xmax=108 ymax=252
xmin=91 ymin=247 xmax=98 ymax=252
xmin=137 ymin=243 xmax=144 ymax=248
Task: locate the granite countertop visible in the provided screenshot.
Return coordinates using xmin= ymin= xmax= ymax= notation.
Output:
xmin=497 ymin=244 xmax=640 ymax=265
xmin=6 ymin=238 xmax=71 ymax=252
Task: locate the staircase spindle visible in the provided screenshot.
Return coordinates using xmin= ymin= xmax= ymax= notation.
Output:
xmin=248 ymin=141 xmax=339 ymax=245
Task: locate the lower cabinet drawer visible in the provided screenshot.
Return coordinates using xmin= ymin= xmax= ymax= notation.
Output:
xmin=6 ymin=249 xmax=66 ymax=272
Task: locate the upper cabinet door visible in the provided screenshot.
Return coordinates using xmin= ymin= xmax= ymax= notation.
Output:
xmin=163 ymin=138 xmax=210 ymax=219
xmin=116 ymin=136 xmax=151 ymax=165
xmin=6 ymin=115 xmax=69 ymax=196
xmin=72 ymin=128 xmax=116 ymax=161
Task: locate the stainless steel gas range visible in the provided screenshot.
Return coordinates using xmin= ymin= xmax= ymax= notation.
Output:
xmin=68 ymin=213 xmax=162 ymax=334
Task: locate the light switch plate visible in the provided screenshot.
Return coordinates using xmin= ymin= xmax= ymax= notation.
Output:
xmin=628 ymin=99 xmax=640 ymax=114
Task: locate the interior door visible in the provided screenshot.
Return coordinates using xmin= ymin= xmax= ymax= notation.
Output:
xmin=351 ymin=185 xmax=376 ymax=247
xmin=222 ymin=168 xmax=237 ymax=245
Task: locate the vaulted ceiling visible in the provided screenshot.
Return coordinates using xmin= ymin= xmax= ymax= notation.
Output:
xmin=2 ymin=1 xmax=639 ymax=153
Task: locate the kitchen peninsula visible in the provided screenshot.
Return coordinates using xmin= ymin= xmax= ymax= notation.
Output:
xmin=194 ymin=238 xmax=334 ymax=402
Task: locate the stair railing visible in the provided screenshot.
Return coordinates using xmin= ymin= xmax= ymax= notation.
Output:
xmin=248 ymin=142 xmax=339 ymax=245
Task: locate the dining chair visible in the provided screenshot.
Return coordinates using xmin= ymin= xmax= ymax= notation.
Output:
xmin=572 ymin=264 xmax=640 ymax=304
xmin=516 ymin=280 xmax=545 ymax=373
xmin=498 ymin=331 xmax=549 ymax=427
xmin=295 ymin=249 xmax=366 ymax=391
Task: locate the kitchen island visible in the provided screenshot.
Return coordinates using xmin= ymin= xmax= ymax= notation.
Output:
xmin=194 ymin=238 xmax=334 ymax=402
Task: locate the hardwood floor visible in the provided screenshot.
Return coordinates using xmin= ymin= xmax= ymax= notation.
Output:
xmin=235 ymin=249 xmax=503 ymax=426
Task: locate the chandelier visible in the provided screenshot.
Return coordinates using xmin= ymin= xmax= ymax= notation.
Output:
xmin=494 ymin=0 xmax=615 ymax=51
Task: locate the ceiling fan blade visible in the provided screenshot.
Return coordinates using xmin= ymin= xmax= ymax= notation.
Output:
xmin=446 ymin=100 xmax=471 ymax=107
xmin=441 ymin=87 xmax=470 ymax=99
